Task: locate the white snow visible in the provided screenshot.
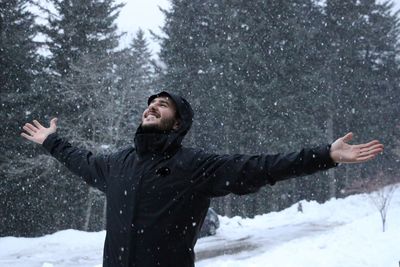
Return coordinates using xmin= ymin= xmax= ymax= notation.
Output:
xmin=197 ymin=185 xmax=400 ymax=267
xmin=1 ymin=185 xmax=399 ymax=267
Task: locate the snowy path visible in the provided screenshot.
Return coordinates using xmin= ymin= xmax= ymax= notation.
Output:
xmin=195 ymin=221 xmax=342 ymax=264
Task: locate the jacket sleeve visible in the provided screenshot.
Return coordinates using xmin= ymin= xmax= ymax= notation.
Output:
xmin=42 ymin=132 xmax=113 ymax=192
xmin=193 ymin=145 xmax=338 ymax=197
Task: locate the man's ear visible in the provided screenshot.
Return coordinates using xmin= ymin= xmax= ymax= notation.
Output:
xmin=173 ymin=119 xmax=181 ymax=131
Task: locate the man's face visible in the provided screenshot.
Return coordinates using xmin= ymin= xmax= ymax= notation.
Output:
xmin=141 ymin=96 xmax=180 ymax=132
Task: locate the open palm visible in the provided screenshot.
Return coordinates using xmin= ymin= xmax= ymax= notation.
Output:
xmin=330 ymin=132 xmax=384 ymax=163
xmin=21 ymin=118 xmax=58 ymax=145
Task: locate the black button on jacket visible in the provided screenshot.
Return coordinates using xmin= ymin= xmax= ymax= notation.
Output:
xmin=42 ymin=91 xmax=337 ymax=267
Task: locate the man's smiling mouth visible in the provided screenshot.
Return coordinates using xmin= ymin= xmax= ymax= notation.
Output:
xmin=145 ymin=112 xmax=160 ymax=119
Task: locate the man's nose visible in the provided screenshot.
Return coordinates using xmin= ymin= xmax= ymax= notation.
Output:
xmin=147 ymin=104 xmax=157 ymax=112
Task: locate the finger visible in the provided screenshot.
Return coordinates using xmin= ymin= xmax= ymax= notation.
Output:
xmin=359 ymin=144 xmax=384 ymax=154
xmin=358 ymin=147 xmax=383 ymax=158
xmin=23 ymin=125 xmax=36 ymax=135
xmin=33 ymin=120 xmax=45 ymax=129
xmin=50 ymin=118 xmax=58 ymax=128
xmin=357 ymin=140 xmax=381 ymax=149
xmin=342 ymin=132 xmax=353 ymax=143
xmin=25 ymin=123 xmax=38 ymax=133
xmin=21 ymin=132 xmax=34 ymax=141
xmin=357 ymin=154 xmax=378 ymax=163
xmin=368 ymin=147 xmax=384 ymax=155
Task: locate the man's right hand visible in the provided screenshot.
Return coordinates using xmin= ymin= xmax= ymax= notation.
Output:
xmin=21 ymin=118 xmax=58 ymax=145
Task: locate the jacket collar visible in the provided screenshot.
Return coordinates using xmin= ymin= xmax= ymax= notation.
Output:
xmin=134 ymin=125 xmax=182 ymax=158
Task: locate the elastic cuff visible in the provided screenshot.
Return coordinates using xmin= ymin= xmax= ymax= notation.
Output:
xmin=42 ymin=132 xmax=59 ymax=151
xmin=326 ymin=144 xmax=339 ymax=167
xmin=315 ymin=144 xmax=338 ymax=169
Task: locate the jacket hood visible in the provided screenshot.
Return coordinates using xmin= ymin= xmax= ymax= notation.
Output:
xmin=134 ymin=91 xmax=194 ymax=157
xmin=147 ymin=91 xmax=194 ymax=136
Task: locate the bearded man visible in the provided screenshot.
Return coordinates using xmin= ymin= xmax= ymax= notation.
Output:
xmin=21 ymin=91 xmax=383 ymax=267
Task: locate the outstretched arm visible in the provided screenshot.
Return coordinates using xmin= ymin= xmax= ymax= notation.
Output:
xmin=192 ymin=144 xmax=337 ymax=197
xmin=193 ymin=132 xmax=383 ymax=197
xmin=20 ymin=118 xmax=111 ymax=192
xmin=329 ymin=132 xmax=384 ymax=163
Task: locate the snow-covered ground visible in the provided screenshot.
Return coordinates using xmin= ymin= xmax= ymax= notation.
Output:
xmin=1 ymin=185 xmax=399 ymax=267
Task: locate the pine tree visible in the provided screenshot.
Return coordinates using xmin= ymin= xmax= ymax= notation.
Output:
xmin=0 ymin=0 xmax=38 ymax=94
xmin=0 ymin=0 xmax=44 ymax=236
xmin=111 ymin=29 xmax=155 ymax=149
xmin=42 ymin=0 xmax=123 ymax=76
xmin=0 ymin=0 xmax=39 ymax=147
xmin=41 ymin=0 xmax=124 ymax=143
xmin=159 ymin=0 xmax=332 ymax=216
xmin=1 ymin=0 xmax=128 ymax=235
xmin=323 ymin=0 xmax=400 ymax=196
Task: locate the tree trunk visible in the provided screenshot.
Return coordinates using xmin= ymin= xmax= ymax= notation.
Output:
xmin=327 ymin=115 xmax=336 ymax=198
xmin=83 ymin=187 xmax=95 ymax=231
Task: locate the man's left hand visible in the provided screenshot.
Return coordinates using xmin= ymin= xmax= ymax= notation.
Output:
xmin=330 ymin=132 xmax=384 ymax=163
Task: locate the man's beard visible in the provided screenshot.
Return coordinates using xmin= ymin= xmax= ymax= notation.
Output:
xmin=141 ymin=117 xmax=177 ymax=134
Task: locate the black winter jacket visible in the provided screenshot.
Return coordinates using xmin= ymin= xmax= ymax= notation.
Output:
xmin=42 ymin=92 xmax=337 ymax=267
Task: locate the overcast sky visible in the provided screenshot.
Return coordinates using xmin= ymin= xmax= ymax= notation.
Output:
xmin=116 ymin=0 xmax=171 ymax=55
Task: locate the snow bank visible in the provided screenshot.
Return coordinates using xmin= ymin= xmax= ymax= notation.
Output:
xmin=1 ymin=186 xmax=399 ymax=267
